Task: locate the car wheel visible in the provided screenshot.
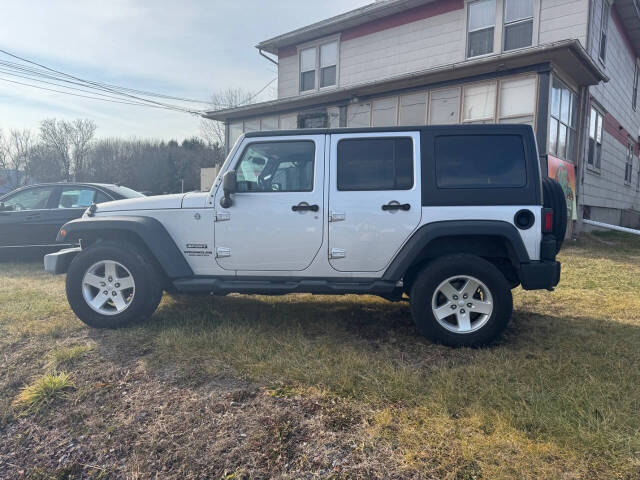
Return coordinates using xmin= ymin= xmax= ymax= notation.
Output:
xmin=409 ymin=254 xmax=512 ymax=347
xmin=65 ymin=240 xmax=163 ymax=328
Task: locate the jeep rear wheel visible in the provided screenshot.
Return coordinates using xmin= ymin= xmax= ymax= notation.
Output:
xmin=409 ymin=254 xmax=512 ymax=347
xmin=66 ymin=241 xmax=163 ymax=328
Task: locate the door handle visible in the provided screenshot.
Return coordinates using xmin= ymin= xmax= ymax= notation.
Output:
xmin=381 ymin=202 xmax=410 ymax=211
xmin=25 ymin=213 xmax=42 ymax=219
xmin=291 ymin=203 xmax=319 ymax=212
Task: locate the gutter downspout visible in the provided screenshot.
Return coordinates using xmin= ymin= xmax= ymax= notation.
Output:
xmin=258 ymin=49 xmax=278 ymax=66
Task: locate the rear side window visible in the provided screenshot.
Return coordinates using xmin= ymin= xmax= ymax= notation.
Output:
xmin=58 ymin=187 xmax=97 ymax=208
xmin=435 ymin=135 xmax=526 ymax=188
xmin=337 ymin=137 xmax=413 ymax=191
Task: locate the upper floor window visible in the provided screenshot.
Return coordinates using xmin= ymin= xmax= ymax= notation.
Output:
xmin=625 ymin=139 xmax=634 ymax=184
xmin=587 ymin=106 xmax=604 ymax=170
xmin=633 ymin=61 xmax=639 ymax=111
xmin=299 ymin=41 xmax=338 ymax=92
xmin=467 ymin=0 xmax=496 ymax=58
xmin=549 ymin=77 xmax=577 ymax=162
xmin=504 ymin=0 xmax=534 ymax=51
xmin=599 ymin=1 xmax=610 ymax=63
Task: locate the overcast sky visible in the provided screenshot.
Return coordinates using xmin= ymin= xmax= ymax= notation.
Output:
xmin=0 ymin=0 xmax=370 ymax=141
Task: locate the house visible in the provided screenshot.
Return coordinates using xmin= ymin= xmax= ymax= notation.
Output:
xmin=205 ymin=0 xmax=640 ymax=230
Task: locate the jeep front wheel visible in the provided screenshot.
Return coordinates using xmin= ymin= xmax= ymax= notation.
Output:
xmin=409 ymin=254 xmax=512 ymax=347
xmin=66 ymin=241 xmax=163 ymax=328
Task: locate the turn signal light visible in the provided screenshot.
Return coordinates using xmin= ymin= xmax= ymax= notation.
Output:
xmin=542 ymin=209 xmax=553 ymax=233
xmin=59 ymin=229 xmax=67 ymax=238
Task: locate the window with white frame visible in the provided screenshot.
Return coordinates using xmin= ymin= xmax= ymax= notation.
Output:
xmin=300 ymin=48 xmax=316 ymax=92
xmin=549 ymin=78 xmax=577 ymax=161
xmin=299 ymin=41 xmax=338 ymax=92
xmin=498 ymin=76 xmax=536 ymax=124
xmin=503 ymin=0 xmax=534 ymax=51
xmin=587 ymin=106 xmax=604 ymax=169
xmin=549 ymin=77 xmax=577 ymax=162
xmin=633 ymin=61 xmax=639 ymax=111
xmin=467 ymin=0 xmax=496 ymax=58
xmin=599 ymin=1 xmax=610 ymax=63
xmin=625 ymin=138 xmax=634 ymax=184
xmin=462 ymin=82 xmax=497 ymax=122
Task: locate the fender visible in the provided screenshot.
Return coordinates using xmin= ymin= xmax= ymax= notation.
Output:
xmin=58 ymin=216 xmax=193 ymax=278
xmin=383 ymin=220 xmax=531 ymax=281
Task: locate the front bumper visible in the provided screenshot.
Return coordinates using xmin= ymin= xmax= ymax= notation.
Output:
xmin=44 ymin=247 xmax=81 ymax=274
xmin=519 ymin=261 xmax=561 ymax=291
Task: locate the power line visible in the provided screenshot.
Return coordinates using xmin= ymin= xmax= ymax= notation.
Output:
xmin=0 ymin=48 xmax=278 ymax=115
xmin=0 ymin=49 xmax=205 ymax=113
xmin=0 ymin=76 xmax=194 ymax=110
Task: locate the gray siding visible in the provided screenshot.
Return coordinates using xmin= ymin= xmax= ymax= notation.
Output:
xmin=584 ymin=0 xmax=640 ymax=212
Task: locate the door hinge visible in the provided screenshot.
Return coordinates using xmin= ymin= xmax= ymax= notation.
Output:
xmin=216 ymin=247 xmax=231 ymax=258
xmin=329 ymin=248 xmax=345 ymax=259
xmin=329 ymin=212 xmax=345 ymax=222
xmin=215 ymin=212 xmax=230 ymax=222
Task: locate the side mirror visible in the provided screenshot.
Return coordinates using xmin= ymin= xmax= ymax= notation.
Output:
xmin=0 ymin=202 xmax=5 ymax=212
xmin=220 ymin=170 xmax=236 ymax=208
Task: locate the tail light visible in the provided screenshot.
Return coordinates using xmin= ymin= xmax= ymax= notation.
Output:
xmin=542 ymin=208 xmax=554 ymax=233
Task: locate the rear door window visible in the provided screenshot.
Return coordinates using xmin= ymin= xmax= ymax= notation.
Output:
xmin=337 ymin=137 xmax=413 ymax=191
xmin=435 ymin=134 xmax=526 ymax=188
xmin=58 ymin=187 xmax=97 ymax=208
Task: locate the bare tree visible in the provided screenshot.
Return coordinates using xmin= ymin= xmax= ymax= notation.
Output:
xmin=200 ymin=88 xmax=254 ymax=150
xmin=0 ymin=129 xmax=6 ymax=171
xmin=40 ymin=118 xmax=72 ymax=180
xmin=2 ymin=129 xmax=35 ymax=186
xmin=69 ymin=119 xmax=97 ymax=180
xmin=39 ymin=118 xmax=96 ymax=180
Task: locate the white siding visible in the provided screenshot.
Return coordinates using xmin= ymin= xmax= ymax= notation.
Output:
xmin=538 ymin=0 xmax=589 ymax=46
xmin=278 ymin=54 xmax=298 ymax=98
xmin=339 ymin=10 xmax=465 ymax=88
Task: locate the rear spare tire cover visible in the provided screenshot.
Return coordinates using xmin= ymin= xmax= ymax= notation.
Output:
xmin=542 ymin=177 xmax=567 ymax=253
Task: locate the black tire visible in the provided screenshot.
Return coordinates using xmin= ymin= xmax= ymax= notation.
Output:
xmin=409 ymin=254 xmax=512 ymax=347
xmin=65 ymin=240 xmax=163 ymax=328
xmin=542 ymin=177 xmax=567 ymax=253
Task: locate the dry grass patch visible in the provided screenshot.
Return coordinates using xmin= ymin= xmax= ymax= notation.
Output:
xmin=45 ymin=344 xmax=94 ymax=370
xmin=1 ymin=233 xmax=640 ymax=478
xmin=12 ymin=371 xmax=74 ymax=415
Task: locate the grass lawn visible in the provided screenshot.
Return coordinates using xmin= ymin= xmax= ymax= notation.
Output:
xmin=1 ymin=232 xmax=639 ymax=479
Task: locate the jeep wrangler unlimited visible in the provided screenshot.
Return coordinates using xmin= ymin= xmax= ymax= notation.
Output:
xmin=45 ymin=125 xmax=565 ymax=347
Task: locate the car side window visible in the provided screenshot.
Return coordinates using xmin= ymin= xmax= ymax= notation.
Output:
xmin=58 ymin=187 xmax=97 ymax=208
xmin=337 ymin=137 xmax=414 ymax=191
xmin=435 ymin=134 xmax=527 ymax=188
xmin=235 ymin=141 xmax=315 ymax=192
xmin=95 ymin=191 xmax=112 ymax=204
xmin=2 ymin=187 xmax=55 ymax=211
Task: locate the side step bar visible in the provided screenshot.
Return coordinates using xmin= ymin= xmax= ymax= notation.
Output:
xmin=172 ymin=277 xmax=399 ymax=296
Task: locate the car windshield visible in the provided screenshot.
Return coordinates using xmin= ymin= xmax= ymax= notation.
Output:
xmin=109 ymin=186 xmax=145 ymax=198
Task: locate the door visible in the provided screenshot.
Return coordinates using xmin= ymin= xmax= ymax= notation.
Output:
xmin=0 ymin=186 xmax=57 ymax=247
xmin=328 ymin=132 xmax=422 ymax=272
xmin=214 ymin=135 xmax=325 ymax=271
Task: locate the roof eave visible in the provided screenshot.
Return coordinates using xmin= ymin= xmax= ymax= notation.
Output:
xmin=255 ymin=0 xmax=435 ymax=55
xmin=206 ymin=40 xmax=607 ymax=122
